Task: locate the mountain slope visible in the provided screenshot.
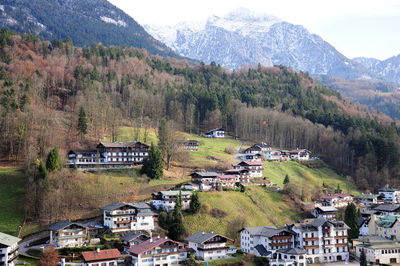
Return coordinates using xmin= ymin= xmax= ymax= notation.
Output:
xmin=0 ymin=0 xmax=185 ymax=58
xmin=146 ymin=8 xmax=377 ymax=80
xmin=354 ymin=55 xmax=400 ymax=84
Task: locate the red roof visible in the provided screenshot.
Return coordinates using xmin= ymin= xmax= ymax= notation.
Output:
xmin=82 ymin=249 xmax=121 ymax=262
xmin=321 ymin=193 xmax=352 ymax=200
xmin=129 ymin=238 xmax=183 ymax=255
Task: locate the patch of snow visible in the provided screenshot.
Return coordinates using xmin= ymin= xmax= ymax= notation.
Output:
xmin=344 ymin=61 xmax=349 ymax=65
xmin=0 ymin=5 xmax=4 ymax=12
xmin=100 ymin=16 xmax=127 ymax=27
xmin=6 ymin=17 xmax=17 ymax=25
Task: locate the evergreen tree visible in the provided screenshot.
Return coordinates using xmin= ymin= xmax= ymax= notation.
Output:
xmin=158 ymin=118 xmax=168 ymax=158
xmin=46 ymin=147 xmax=61 ymax=172
xmin=190 ymin=192 xmax=201 ymax=214
xmin=38 ymin=160 xmax=48 ymax=179
xmin=344 ymin=203 xmax=359 ymax=240
xmin=141 ymin=143 xmax=163 ymax=179
xmin=360 ymin=249 xmax=367 ymax=266
xmin=283 ymin=174 xmax=290 ymax=184
xmin=78 ymin=106 xmax=88 ymax=135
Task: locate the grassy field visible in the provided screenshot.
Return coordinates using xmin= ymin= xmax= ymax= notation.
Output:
xmin=0 ymin=167 xmax=25 ymax=236
xmin=263 ymin=161 xmax=359 ymax=196
xmin=184 ymin=186 xmax=302 ymax=238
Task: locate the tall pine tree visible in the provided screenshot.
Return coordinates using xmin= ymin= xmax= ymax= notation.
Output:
xmin=190 ymin=192 xmax=201 ymax=214
xmin=141 ymin=143 xmax=163 ymax=179
xmin=344 ymin=203 xmax=359 ymax=240
xmin=78 ymin=106 xmax=88 ymax=135
xmin=46 ymin=147 xmax=61 ymax=172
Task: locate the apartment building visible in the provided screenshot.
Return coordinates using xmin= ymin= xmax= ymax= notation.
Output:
xmin=48 ymin=221 xmax=88 ymax=248
xmin=151 ymin=191 xmax=192 ymax=212
xmin=185 ymin=232 xmax=232 ymax=261
xmin=0 ymin=232 xmax=20 ymax=266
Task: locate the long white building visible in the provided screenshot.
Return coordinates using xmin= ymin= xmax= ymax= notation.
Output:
xmin=0 ymin=232 xmax=20 ymax=266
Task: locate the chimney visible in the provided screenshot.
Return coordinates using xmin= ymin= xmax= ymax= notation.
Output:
xmin=96 ymin=248 xmax=100 ymax=253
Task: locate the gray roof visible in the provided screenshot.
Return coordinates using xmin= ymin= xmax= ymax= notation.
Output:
xmin=255 ymin=245 xmax=272 ymax=257
xmin=157 ymin=191 xmax=192 ymax=196
xmin=296 ymin=219 xmax=350 ymax=231
xmin=191 ymin=172 xmax=219 ymax=178
xmin=358 ymin=193 xmax=378 ymax=200
xmin=48 ymin=221 xmax=87 ymax=231
xmin=241 ymin=226 xmax=295 ymax=237
xmin=0 ymin=232 xmax=21 ymax=246
xmin=184 ymin=232 xmax=230 ymax=244
xmin=131 ymin=202 xmax=151 ymax=209
xmin=101 ymin=202 xmax=135 ymax=211
xmin=315 ymin=206 xmax=338 ymax=212
xmin=121 ymin=232 xmax=148 ymax=242
xmin=374 ymin=204 xmax=400 ymax=212
xmin=277 ymin=248 xmax=307 ymax=255
xmin=137 ymin=209 xmax=156 ymax=217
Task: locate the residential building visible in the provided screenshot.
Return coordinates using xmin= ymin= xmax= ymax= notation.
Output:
xmin=368 ymin=215 xmax=400 ymax=240
xmin=233 ymin=161 xmax=263 ymax=178
xmin=290 ymin=149 xmax=311 ymax=160
xmin=243 ymin=146 xmax=262 ymax=155
xmin=190 ymin=172 xmax=219 ymax=191
xmin=242 ymin=153 xmax=262 ymax=162
xmin=0 ymin=232 xmax=20 ymax=266
xmin=67 ymin=141 xmax=149 ymax=169
xmin=292 ymin=219 xmax=349 ymax=264
xmin=185 ymin=232 xmax=232 ymax=261
xmin=373 ymin=204 xmax=400 ymax=216
xmin=205 ymin=128 xmax=225 ymax=138
xmin=175 ymin=140 xmax=199 ymax=151
xmin=240 ymin=226 xmax=296 ymax=255
xmin=224 ymin=169 xmax=250 ymax=184
xmin=121 ymin=233 xmax=150 ymax=252
xmin=48 ymin=221 xmax=88 ymax=248
xmin=357 ymin=193 xmax=380 ymax=207
xmin=355 ymin=237 xmax=400 ymax=264
xmin=217 ymin=175 xmax=238 ymax=188
xmin=378 ymin=188 xmax=400 ymax=203
xmin=320 ymin=193 xmax=353 ymax=208
xmin=266 ymin=150 xmax=290 ymax=161
xmin=151 ymin=191 xmax=192 ymax=212
xmin=269 ymin=248 xmax=308 ymax=266
xmin=82 ymin=248 xmax=121 ymax=266
xmin=129 ymin=237 xmax=193 ymax=265
xmin=312 ymin=206 xmax=338 ymax=220
xmin=359 ymin=217 xmax=371 ymax=236
xmin=102 ymin=202 xmax=155 ymax=233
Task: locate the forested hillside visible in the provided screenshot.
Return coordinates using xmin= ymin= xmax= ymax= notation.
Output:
xmin=0 ymin=29 xmax=399 ymax=193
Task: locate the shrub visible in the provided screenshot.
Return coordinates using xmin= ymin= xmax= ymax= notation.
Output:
xmin=224 ymin=145 xmax=235 ymax=155
xmin=210 ymin=208 xmax=227 ymax=218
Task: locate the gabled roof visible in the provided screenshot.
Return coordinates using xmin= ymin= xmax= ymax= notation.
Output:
xmin=97 ymin=142 xmax=127 ymax=148
xmin=240 ymin=226 xmax=295 ymax=237
xmin=255 ymin=245 xmax=272 ymax=257
xmin=184 ymin=232 xmax=232 ymax=244
xmin=129 ymin=238 xmax=183 ymax=255
xmin=190 ymin=172 xmax=219 ymax=178
xmin=131 ymin=202 xmax=151 ymax=209
xmin=154 ymin=191 xmax=193 ymax=197
xmin=237 ymin=161 xmax=263 ymax=166
xmin=206 ymin=128 xmax=224 ymax=134
xmin=101 ymin=202 xmax=135 ymax=211
xmin=82 ymin=249 xmax=121 ymax=262
xmin=48 ymin=221 xmax=87 ymax=231
xmin=68 ymin=149 xmax=97 ymax=154
xmin=357 ymin=193 xmax=379 ymax=200
xmin=321 ymin=193 xmax=352 ymax=200
xmin=315 ymin=206 xmax=338 ymax=212
xmin=373 ymin=204 xmax=400 ymax=212
xmin=376 ymin=215 xmax=400 ymax=228
xmin=121 ymin=232 xmax=149 ymax=242
xmin=218 ymin=174 xmax=237 ymax=180
xmin=277 ymin=248 xmax=307 ymax=255
xmin=0 ymin=232 xmax=21 ymax=246
xmin=296 ymin=219 xmax=349 ymax=230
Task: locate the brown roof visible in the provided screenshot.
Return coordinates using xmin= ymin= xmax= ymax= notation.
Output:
xmin=82 ymin=249 xmax=121 ymax=262
xmin=239 ymin=161 xmax=263 ymax=166
xmin=129 ymin=238 xmax=183 ymax=255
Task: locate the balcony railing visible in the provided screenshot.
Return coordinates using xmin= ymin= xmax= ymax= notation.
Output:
xmin=335 ymin=243 xmax=348 ymax=247
xmin=304 ymin=245 xmax=319 ymax=249
xmin=271 ymin=235 xmax=293 ymax=240
xmin=304 ymin=237 xmax=319 ymax=241
xmin=115 ymin=220 xmax=136 ymax=224
xmin=269 ymin=242 xmax=293 ymax=247
xmin=334 ymin=235 xmax=347 ymax=239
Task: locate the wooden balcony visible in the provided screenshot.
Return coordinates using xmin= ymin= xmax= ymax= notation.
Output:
xmin=335 ymin=235 xmax=347 ymax=239
xmin=335 ymin=243 xmax=348 ymax=247
xmin=115 ymin=220 xmax=136 ymax=224
xmin=322 ymin=228 xmax=331 ymax=233
xmin=304 ymin=245 xmax=319 ymax=249
xmin=111 ymin=226 xmax=130 ymax=230
xmin=272 ymin=235 xmax=293 ymax=240
xmin=270 ymin=242 xmax=293 ymax=247
xmin=304 ymin=237 xmax=319 ymax=241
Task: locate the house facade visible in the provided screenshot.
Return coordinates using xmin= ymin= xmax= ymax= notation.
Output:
xmin=269 ymin=248 xmax=308 ymax=266
xmin=121 ymin=233 xmax=150 ymax=252
xmin=190 ymin=172 xmax=219 ymax=191
xmin=217 ymin=175 xmax=238 ymax=188
xmin=102 ymin=202 xmax=155 ymax=233
xmin=320 ymin=193 xmax=353 ymax=208
xmin=129 ymin=237 xmax=192 ymax=265
xmin=224 ymin=169 xmax=250 ymax=184
xmin=175 ymin=140 xmax=199 ymax=151
xmin=82 ymin=248 xmax=121 ymax=266
xmin=368 ymin=215 xmax=400 ymax=240
xmin=356 ymin=239 xmax=400 ymax=265
xmin=312 ymin=207 xmax=338 ymax=220
xmin=205 ymin=128 xmax=225 ymax=138
xmin=373 ymin=204 xmax=400 ymax=216
xmin=378 ymin=188 xmax=400 ymax=203
xmin=151 ymin=191 xmax=192 ymax=212
xmin=185 ymin=232 xmax=232 ymax=261
xmin=290 ymin=149 xmax=311 ymax=161
xmin=233 ymin=161 xmax=263 ymax=178
xmin=48 ymin=221 xmax=88 ymax=248
xmin=292 ymin=219 xmax=349 ymax=264
xmin=67 ymin=141 xmax=149 ymax=169
xmin=0 ymin=232 xmax=20 ymax=266
xmin=357 ymin=193 xmax=380 ymax=207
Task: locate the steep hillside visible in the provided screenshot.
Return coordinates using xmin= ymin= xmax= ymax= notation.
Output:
xmin=0 ymin=0 xmax=189 ymax=60
xmin=146 ymin=8 xmax=377 ymax=80
xmin=354 ymin=55 xmax=400 ymax=84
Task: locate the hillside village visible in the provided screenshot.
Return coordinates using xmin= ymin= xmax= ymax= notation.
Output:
xmin=1 ymin=127 xmax=398 ymax=266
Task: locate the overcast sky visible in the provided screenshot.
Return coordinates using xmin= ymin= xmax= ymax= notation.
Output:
xmin=109 ymin=0 xmax=400 ymax=60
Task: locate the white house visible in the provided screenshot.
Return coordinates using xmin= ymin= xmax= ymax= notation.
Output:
xmin=373 ymin=204 xmax=400 ymax=216
xmin=48 ymin=221 xmax=88 ymax=248
xmin=290 ymin=149 xmax=311 ymax=160
xmin=269 ymin=248 xmax=308 ymax=266
xmin=0 ymin=232 xmax=21 ymax=266
xmin=320 ymin=193 xmax=353 ymax=208
xmin=378 ymin=188 xmax=400 ymax=203
xmin=205 ymin=128 xmax=225 ymax=138
xmin=233 ymin=161 xmax=263 ymax=178
xmin=151 ymin=191 xmax=192 ymax=212
xmin=82 ymin=248 xmax=121 ymax=266
xmin=357 ymin=193 xmax=380 ymax=207
xmin=312 ymin=206 xmax=338 ymax=220
xmin=102 ymin=202 xmax=155 ymax=233
xmin=185 ymin=232 xmax=232 ymax=261
xmin=356 ymin=238 xmax=400 ymax=265
xmin=121 ymin=233 xmax=150 ymax=252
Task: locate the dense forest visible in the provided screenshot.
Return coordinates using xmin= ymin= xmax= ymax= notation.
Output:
xmin=0 ymin=28 xmax=399 ymax=197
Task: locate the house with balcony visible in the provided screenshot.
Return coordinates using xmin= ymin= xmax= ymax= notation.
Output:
xmin=151 ymin=191 xmax=192 ymax=212
xmin=190 ymin=172 xmax=219 ymax=191
xmin=82 ymin=248 xmax=121 ymax=266
xmin=269 ymin=248 xmax=308 ymax=266
xmin=320 ymin=193 xmax=353 ymax=208
xmin=129 ymin=237 xmax=193 ymax=265
xmin=357 ymin=193 xmax=381 ymax=207
xmin=233 ymin=161 xmax=263 ymax=178
xmin=373 ymin=204 xmax=400 ymax=216
xmin=185 ymin=232 xmax=232 ymax=261
xmin=102 ymin=202 xmax=155 ymax=233
xmin=239 ymin=226 xmax=296 ymax=256
xmin=205 ymin=128 xmax=225 ymax=138
xmin=367 ymin=214 xmax=400 ymax=240
xmin=290 ymin=149 xmax=311 ymax=161
xmin=312 ymin=206 xmax=338 ymax=220
xmin=0 ymin=232 xmax=20 ymax=266
xmin=378 ymin=188 xmax=400 ymax=203
xmin=224 ymin=169 xmax=250 ymax=184
xmin=121 ymin=233 xmax=150 ymax=252
xmin=216 ymin=175 xmax=238 ymax=188
xmin=175 ymin=140 xmax=199 ymax=151
xmin=48 ymin=221 xmax=88 ymax=248
xmin=355 ymin=237 xmax=400 ymax=265
xmin=291 ymin=219 xmax=349 ymax=264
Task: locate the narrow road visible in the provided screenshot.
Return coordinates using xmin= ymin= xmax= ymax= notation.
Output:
xmin=234 ymin=140 xmax=243 ymax=163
